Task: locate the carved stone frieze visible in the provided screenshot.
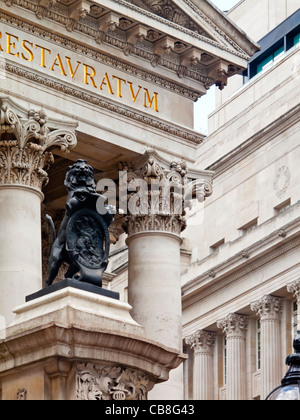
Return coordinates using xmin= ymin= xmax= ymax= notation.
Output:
xmin=0 ymin=97 xmax=77 ymax=189
xmin=76 ymin=363 xmax=150 ymax=401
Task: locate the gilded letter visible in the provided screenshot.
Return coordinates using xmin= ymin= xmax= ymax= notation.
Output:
xmin=66 ymin=57 xmax=81 ymax=79
xmin=144 ymin=89 xmax=159 ymax=112
xmin=128 ymin=82 xmax=142 ymax=103
xmin=0 ymin=32 xmax=3 ymax=52
xmin=21 ymin=40 xmax=34 ymax=62
xmin=6 ymin=33 xmax=19 ymax=58
xmin=99 ymin=73 xmax=114 ymax=95
xmin=83 ymin=64 xmax=97 ymax=88
xmin=35 ymin=44 xmax=51 ymax=68
xmin=112 ymin=75 xmax=126 ymax=98
xmin=50 ymin=54 xmax=67 ymax=76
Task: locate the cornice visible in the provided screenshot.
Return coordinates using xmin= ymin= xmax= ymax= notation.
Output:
xmin=111 ymin=0 xmax=250 ymax=60
xmin=206 ymin=103 xmax=300 ymax=177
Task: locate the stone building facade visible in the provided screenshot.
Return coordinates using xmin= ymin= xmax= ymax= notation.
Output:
xmin=108 ymin=0 xmax=300 ymax=401
xmin=182 ymin=0 xmax=300 ymax=400
xmin=0 ymin=0 xmax=298 ymax=401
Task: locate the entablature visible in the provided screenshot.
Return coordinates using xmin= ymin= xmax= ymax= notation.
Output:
xmin=1 ymin=0 xmax=259 ymax=94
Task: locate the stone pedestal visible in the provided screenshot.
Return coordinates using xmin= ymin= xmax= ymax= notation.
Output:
xmin=0 ymin=287 xmax=185 ymax=400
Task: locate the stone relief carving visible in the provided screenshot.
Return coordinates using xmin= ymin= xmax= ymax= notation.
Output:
xmin=76 ymin=363 xmax=150 ymax=400
xmin=274 ymin=166 xmax=290 ymax=199
xmin=0 ymin=98 xmax=77 ymax=189
xmin=128 ymin=0 xmax=213 ymax=39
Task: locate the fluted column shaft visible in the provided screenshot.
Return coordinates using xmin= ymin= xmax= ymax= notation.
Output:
xmin=185 ymin=330 xmax=215 ymax=400
xmin=217 ymin=314 xmax=248 ymax=400
xmin=251 ymin=295 xmax=283 ymax=399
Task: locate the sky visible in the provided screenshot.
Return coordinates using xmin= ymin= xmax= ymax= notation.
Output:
xmin=194 ymin=0 xmax=241 ymax=134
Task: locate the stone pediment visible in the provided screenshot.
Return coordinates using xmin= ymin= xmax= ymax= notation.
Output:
xmin=124 ymin=0 xmax=215 ymax=39
xmin=107 ymin=0 xmax=259 ymax=59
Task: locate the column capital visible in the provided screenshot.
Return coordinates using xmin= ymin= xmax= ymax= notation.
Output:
xmin=287 ymin=280 xmax=300 ymax=301
xmin=0 ymin=96 xmax=77 ymax=190
xmin=185 ymin=330 xmax=216 ymax=354
xmin=217 ymin=313 xmax=248 ymax=339
xmin=121 ymin=148 xmax=213 ymax=237
xmin=250 ymin=295 xmax=283 ymax=322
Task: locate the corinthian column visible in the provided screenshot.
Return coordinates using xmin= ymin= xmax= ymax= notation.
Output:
xmin=121 ymin=149 xmax=213 ymax=399
xmin=217 ymin=314 xmax=248 ymax=400
xmin=0 ymin=96 xmax=77 ymax=324
xmin=121 ymin=149 xmax=213 ymax=351
xmin=251 ymin=295 xmax=283 ymax=399
xmin=185 ymin=330 xmax=216 ymax=400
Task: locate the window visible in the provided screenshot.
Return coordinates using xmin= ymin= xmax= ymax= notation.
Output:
xmin=210 ymin=238 xmax=225 ymax=253
xmin=238 ymin=218 xmax=258 ymax=235
xmin=294 ymin=33 xmax=300 ymax=46
xmin=274 ymin=198 xmax=291 ymax=215
xmin=256 ymin=44 xmax=284 ymax=75
xmin=245 ymin=10 xmax=300 ymax=82
xmin=257 ymin=319 xmax=261 ymax=370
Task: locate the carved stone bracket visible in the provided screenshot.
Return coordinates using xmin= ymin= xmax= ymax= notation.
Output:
xmin=76 ymin=363 xmax=151 ymax=401
xmin=0 ymin=97 xmax=77 ymax=190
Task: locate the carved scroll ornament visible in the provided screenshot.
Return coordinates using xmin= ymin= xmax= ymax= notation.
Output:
xmin=0 ymin=97 xmax=77 ymax=189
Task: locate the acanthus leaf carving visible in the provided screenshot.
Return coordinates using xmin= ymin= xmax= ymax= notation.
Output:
xmin=120 ymin=149 xmax=213 ymax=236
xmin=76 ymin=363 xmax=150 ymax=401
xmin=0 ymin=97 xmax=77 ymax=189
